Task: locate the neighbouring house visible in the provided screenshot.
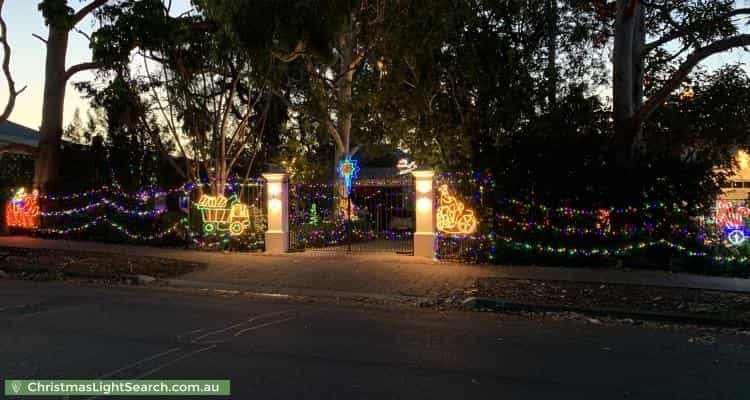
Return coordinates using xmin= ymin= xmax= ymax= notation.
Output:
xmin=715 ymin=151 xmax=750 ymax=246
xmin=0 ymin=120 xmax=40 ymax=155
xmin=720 ymin=150 xmax=750 ymax=202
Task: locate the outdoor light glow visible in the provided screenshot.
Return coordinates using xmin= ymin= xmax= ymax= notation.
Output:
xmin=418 ymin=197 xmax=432 ymax=211
xmin=738 ymin=150 xmax=750 ymax=171
xmin=417 ymin=180 xmax=431 ymax=194
xmin=5 ymin=188 xmax=40 ymax=229
xmin=270 ymin=198 xmax=282 ymax=210
xmin=195 ymin=194 xmax=252 ymax=236
xmin=436 ymin=184 xmax=477 ymax=235
xmin=268 ymin=182 xmax=281 ymax=196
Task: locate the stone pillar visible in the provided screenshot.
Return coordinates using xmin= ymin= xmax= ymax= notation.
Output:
xmin=412 ymin=170 xmax=435 ymax=258
xmin=262 ymin=172 xmax=289 ymax=254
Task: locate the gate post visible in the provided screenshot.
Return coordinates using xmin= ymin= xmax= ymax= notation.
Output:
xmin=412 ymin=170 xmax=435 ymax=258
xmin=263 ymin=171 xmax=289 ymax=254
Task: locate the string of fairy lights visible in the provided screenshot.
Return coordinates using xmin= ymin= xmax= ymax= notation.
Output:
xmin=5 ymin=172 xmax=746 ymax=263
xmin=434 ymin=171 xmax=746 ymax=264
xmin=436 ymin=233 xmax=748 ymax=264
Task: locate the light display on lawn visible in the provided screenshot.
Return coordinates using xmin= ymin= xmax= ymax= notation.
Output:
xmin=716 ymin=200 xmax=750 ymax=246
xmin=195 ymin=194 xmax=252 ymax=236
xmin=436 ymin=184 xmax=477 ymax=235
xmin=337 ymin=157 xmax=360 ymax=194
xmin=5 ymin=188 xmax=40 ymax=229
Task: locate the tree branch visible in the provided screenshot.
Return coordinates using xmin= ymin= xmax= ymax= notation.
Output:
xmin=635 ymin=34 xmax=750 ymax=124
xmin=0 ymin=0 xmax=26 ymax=123
xmin=71 ymin=0 xmax=108 ymax=26
xmin=271 ymin=40 xmax=306 ymax=63
xmin=32 ymin=33 xmax=47 ymax=44
xmin=64 ymin=62 xmax=100 ymax=82
xmin=643 ymin=8 xmax=750 ymax=53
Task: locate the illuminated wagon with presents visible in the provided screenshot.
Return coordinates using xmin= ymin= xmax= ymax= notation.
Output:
xmin=195 ymin=194 xmax=251 ymax=236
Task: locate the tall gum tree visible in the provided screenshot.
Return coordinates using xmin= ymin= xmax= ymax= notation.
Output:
xmin=0 ymin=0 xmax=26 ymax=124
xmin=612 ymin=0 xmax=750 ymax=167
xmin=34 ymin=0 xmax=107 ymax=193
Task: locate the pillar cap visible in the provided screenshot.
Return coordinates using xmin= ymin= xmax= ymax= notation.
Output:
xmin=262 ymin=172 xmax=288 ymax=182
xmin=411 ymin=169 xmax=435 ymax=179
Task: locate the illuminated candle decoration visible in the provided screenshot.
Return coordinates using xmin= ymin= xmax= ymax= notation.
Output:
xmin=337 ymin=157 xmax=360 ymax=194
xmin=195 ymin=194 xmax=252 ymax=236
xmin=5 ymin=188 xmax=40 ymax=229
xmin=436 ymin=184 xmax=477 ymax=235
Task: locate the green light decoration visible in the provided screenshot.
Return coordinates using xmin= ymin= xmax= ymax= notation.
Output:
xmin=309 ymin=203 xmax=319 ymax=226
xmin=195 ymin=194 xmax=251 ymax=236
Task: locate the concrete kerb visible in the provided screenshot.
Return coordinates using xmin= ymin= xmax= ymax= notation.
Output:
xmin=164 ymin=278 xmax=431 ymax=305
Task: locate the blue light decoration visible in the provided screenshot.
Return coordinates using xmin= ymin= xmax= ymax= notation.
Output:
xmin=725 ymin=228 xmax=749 ymax=246
xmin=337 ymin=157 xmax=360 ymax=194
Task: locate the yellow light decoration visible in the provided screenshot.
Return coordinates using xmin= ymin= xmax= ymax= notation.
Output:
xmin=436 ymin=184 xmax=477 ymax=235
xmin=738 ymin=150 xmax=750 ymax=171
xmin=195 ymin=194 xmax=252 ymax=236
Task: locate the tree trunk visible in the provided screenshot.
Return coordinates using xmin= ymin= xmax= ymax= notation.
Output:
xmin=33 ymin=28 xmax=69 ymax=193
xmin=612 ymin=0 xmax=644 ymax=168
xmin=545 ymin=0 xmax=559 ymax=111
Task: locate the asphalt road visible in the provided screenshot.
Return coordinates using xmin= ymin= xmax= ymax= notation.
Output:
xmin=1 ymin=280 xmax=749 ymax=399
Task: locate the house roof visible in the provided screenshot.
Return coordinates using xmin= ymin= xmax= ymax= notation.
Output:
xmin=0 ymin=121 xmax=41 ymax=147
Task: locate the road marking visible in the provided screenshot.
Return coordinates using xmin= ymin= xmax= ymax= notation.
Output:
xmin=96 ymin=347 xmax=182 ymax=379
xmin=191 ymin=309 xmax=297 ymax=343
xmin=234 ymin=315 xmax=297 ymax=337
xmin=134 ymin=345 xmax=217 ymax=379
xmin=83 ymin=308 xmax=300 ymax=400
xmin=176 ymin=327 xmax=205 ymax=339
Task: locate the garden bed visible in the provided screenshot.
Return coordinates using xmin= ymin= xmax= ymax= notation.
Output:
xmin=0 ymin=247 xmax=203 ymax=282
xmin=475 ymin=278 xmax=750 ymax=322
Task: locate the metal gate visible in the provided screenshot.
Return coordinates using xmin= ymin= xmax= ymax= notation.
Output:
xmin=289 ymin=176 xmax=415 ymax=254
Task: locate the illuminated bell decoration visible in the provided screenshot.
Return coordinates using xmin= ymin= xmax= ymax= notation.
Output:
xmin=337 ymin=157 xmax=360 ymax=194
xmin=436 ymin=184 xmax=477 ymax=235
xmin=6 ymin=188 xmax=40 ymax=229
xmin=195 ymin=194 xmax=252 ymax=236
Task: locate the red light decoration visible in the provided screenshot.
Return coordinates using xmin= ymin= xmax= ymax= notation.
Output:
xmin=6 ymin=188 xmax=40 ymax=229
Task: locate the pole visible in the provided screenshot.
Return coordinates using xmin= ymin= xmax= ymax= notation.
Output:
xmin=347 ymin=191 xmax=352 ymax=252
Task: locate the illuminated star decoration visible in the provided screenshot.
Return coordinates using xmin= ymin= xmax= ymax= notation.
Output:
xmin=337 ymin=157 xmax=360 ymax=194
xmin=436 ymin=184 xmax=478 ymax=235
